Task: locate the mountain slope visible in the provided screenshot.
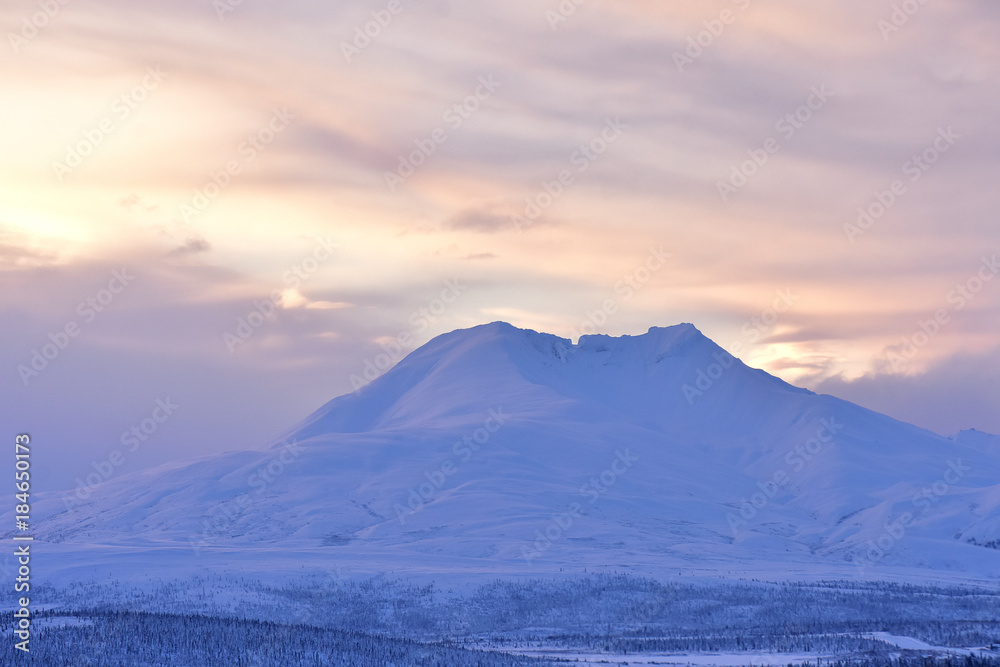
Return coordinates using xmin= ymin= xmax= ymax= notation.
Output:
xmin=21 ymin=322 xmax=1000 ymax=579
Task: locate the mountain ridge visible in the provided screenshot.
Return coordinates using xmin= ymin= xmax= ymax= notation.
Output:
xmin=287 ymin=321 xmax=814 ymax=440
xmin=15 ymin=321 xmax=1000 ymax=583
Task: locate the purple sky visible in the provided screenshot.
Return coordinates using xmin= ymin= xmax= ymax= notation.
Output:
xmin=1 ymin=0 xmax=998 ymax=493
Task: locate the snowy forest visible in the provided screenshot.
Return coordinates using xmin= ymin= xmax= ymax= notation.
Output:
xmin=6 ymin=574 xmax=999 ymax=665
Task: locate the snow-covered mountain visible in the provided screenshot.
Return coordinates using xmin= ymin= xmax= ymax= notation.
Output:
xmin=22 ymin=322 xmax=1000 ymax=579
xmin=950 ymin=428 xmax=1000 ymax=455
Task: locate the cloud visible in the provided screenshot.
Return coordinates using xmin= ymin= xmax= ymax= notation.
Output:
xmin=0 ymin=228 xmax=58 ymax=270
xmin=167 ymin=236 xmax=212 ymax=257
xmin=0 ymin=249 xmax=490 ymax=493
xmin=119 ymin=194 xmax=159 ymax=214
xmin=812 ymin=346 xmax=1000 ymax=436
xmin=445 ymin=205 xmax=560 ymax=235
xmin=446 ymin=208 xmax=511 ymax=234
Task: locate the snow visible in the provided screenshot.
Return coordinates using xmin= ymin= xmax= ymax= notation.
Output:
xmin=499 ymin=647 xmax=840 ymax=665
xmin=949 ymin=429 xmax=1000 ymax=454
xmin=864 ymin=632 xmax=1000 ymax=657
xmin=6 ymin=321 xmax=1000 ymax=587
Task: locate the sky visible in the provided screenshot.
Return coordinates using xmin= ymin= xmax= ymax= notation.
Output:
xmin=1 ymin=0 xmax=998 ymax=493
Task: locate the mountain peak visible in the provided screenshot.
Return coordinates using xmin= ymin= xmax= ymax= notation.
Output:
xmin=412 ymin=321 xmax=721 ymax=375
xmin=285 ymin=321 xmax=801 ymax=439
xmin=455 ymin=320 xmax=706 ymax=352
xmin=577 ymin=322 xmax=703 ymax=351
